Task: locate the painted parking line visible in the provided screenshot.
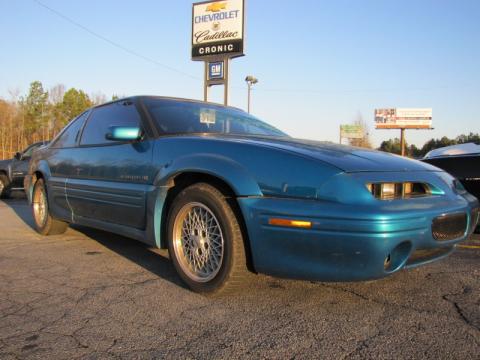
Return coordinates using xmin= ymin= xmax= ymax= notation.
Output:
xmin=458 ymin=245 xmax=480 ymax=250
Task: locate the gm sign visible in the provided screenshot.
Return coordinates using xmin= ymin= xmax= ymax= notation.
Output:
xmin=208 ymin=61 xmax=224 ymax=80
xmin=192 ymin=0 xmax=245 ymax=60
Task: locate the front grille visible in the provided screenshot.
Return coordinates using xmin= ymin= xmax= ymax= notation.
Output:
xmin=432 ymin=213 xmax=467 ymax=241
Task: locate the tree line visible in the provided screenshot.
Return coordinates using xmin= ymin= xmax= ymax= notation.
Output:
xmin=379 ymin=133 xmax=480 ymax=158
xmin=1 ymin=80 xmax=478 ymax=160
xmin=0 ymin=81 xmax=118 ymax=159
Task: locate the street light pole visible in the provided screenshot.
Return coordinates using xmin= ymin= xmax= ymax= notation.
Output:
xmin=247 ymin=82 xmax=251 ymax=113
xmin=245 ymin=75 xmax=258 ymax=113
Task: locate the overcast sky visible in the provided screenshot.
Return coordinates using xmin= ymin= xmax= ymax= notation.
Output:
xmin=1 ymin=0 xmax=479 ymax=147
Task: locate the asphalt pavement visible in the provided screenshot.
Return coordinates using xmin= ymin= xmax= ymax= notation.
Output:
xmin=0 ymin=196 xmax=479 ymax=359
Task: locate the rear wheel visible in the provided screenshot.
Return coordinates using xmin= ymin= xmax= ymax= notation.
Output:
xmin=167 ymin=183 xmax=250 ymax=294
xmin=32 ymin=178 xmax=68 ymax=235
xmin=0 ymin=174 xmax=11 ymax=199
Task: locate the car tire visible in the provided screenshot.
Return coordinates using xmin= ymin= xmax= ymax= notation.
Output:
xmin=167 ymin=182 xmax=250 ymax=294
xmin=0 ymin=174 xmax=11 ymax=199
xmin=32 ymin=178 xmax=68 ymax=235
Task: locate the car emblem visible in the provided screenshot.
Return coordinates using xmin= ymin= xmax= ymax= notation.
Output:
xmin=206 ymin=2 xmax=226 ymax=12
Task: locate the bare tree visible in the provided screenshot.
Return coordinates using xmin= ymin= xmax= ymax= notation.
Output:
xmin=90 ymin=91 xmax=107 ymax=105
xmin=49 ymin=84 xmax=65 ymax=104
xmin=349 ymin=113 xmax=372 ymax=149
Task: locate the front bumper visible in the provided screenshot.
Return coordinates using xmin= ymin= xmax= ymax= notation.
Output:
xmin=238 ymin=193 xmax=478 ymax=282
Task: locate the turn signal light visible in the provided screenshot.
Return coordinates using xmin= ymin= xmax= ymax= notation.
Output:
xmin=268 ymin=218 xmax=312 ymax=229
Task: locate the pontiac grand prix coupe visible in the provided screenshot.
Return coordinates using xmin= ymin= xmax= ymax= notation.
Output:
xmin=25 ymin=97 xmax=479 ymax=294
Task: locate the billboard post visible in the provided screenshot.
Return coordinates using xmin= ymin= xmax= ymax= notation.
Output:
xmin=192 ymin=0 xmax=245 ymax=106
xmin=374 ymin=108 xmax=433 ymax=156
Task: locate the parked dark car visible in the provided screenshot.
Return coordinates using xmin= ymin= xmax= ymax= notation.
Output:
xmin=422 ymin=143 xmax=480 ymax=231
xmin=0 ymin=141 xmax=49 ymax=198
xmin=24 ymin=97 xmax=479 ymax=294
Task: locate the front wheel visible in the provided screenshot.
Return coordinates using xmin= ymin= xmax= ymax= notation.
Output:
xmin=32 ymin=178 xmax=68 ymax=235
xmin=0 ymin=174 xmax=11 ymax=199
xmin=167 ymin=183 xmax=250 ymax=294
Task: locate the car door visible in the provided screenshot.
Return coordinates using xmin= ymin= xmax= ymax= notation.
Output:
xmin=46 ymin=111 xmax=90 ymax=220
xmin=66 ymin=100 xmax=155 ymax=230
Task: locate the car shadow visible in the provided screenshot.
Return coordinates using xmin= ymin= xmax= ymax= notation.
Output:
xmin=71 ymin=225 xmax=187 ymax=289
xmin=3 ymin=198 xmax=187 ymax=290
xmin=3 ymin=194 xmax=38 ymax=230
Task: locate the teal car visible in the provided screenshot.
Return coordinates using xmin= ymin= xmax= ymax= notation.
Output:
xmin=25 ymin=96 xmax=479 ymax=294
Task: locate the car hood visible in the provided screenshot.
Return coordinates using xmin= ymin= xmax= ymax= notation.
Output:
xmin=206 ymin=135 xmax=441 ymax=173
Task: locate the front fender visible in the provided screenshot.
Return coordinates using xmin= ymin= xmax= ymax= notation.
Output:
xmin=35 ymin=160 xmax=52 ymax=180
xmin=153 ymin=153 xmax=263 ymax=196
xmin=0 ymin=161 xmax=13 ymax=181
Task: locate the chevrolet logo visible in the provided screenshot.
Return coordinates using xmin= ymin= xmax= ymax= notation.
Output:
xmin=206 ymin=2 xmax=227 ymax=12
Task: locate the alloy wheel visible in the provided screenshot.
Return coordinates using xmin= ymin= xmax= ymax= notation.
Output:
xmin=33 ymin=184 xmax=48 ymax=228
xmin=172 ymin=202 xmax=224 ymax=283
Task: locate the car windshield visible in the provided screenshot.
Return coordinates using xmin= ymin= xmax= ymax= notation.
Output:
xmin=143 ymin=98 xmax=287 ymax=137
xmin=22 ymin=141 xmax=48 ymax=158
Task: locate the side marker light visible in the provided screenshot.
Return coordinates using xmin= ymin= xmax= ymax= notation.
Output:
xmin=268 ymin=218 xmax=312 ymax=229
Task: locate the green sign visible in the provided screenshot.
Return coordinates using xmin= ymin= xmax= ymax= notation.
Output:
xmin=340 ymin=125 xmax=364 ymax=139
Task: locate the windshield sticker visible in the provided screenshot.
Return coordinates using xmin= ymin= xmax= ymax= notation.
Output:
xmin=200 ymin=109 xmax=216 ymax=124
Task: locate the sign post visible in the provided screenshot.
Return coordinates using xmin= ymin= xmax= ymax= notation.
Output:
xmin=374 ymin=108 xmax=433 ymax=156
xmin=192 ymin=0 xmax=245 ymax=105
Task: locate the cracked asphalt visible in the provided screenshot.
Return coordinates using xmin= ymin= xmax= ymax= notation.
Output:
xmin=1 ymin=196 xmax=479 ymax=359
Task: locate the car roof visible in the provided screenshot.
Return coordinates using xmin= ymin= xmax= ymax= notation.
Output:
xmin=424 ymin=142 xmax=480 ymax=159
xmin=92 ymin=95 xmax=245 ymax=113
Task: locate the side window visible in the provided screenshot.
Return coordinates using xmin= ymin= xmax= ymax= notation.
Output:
xmin=51 ymin=112 xmax=89 ymax=148
xmin=80 ymin=101 xmax=141 ymax=146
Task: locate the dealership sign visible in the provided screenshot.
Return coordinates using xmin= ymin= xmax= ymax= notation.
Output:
xmin=374 ymin=108 xmax=433 ymax=129
xmin=192 ymin=0 xmax=245 ymax=60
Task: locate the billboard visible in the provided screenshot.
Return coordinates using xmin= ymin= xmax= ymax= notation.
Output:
xmin=374 ymin=108 xmax=432 ymax=129
xmin=340 ymin=124 xmax=364 ymax=139
xmin=192 ymin=0 xmax=245 ymax=60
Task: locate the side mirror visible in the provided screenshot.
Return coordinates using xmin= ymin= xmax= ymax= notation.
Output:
xmin=105 ymin=126 xmax=142 ymax=141
xmin=14 ymin=152 xmax=21 ymax=160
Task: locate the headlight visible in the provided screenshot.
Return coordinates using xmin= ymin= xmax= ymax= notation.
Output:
xmin=381 ymin=183 xmax=396 ymax=199
xmin=366 ymin=182 xmax=438 ymax=200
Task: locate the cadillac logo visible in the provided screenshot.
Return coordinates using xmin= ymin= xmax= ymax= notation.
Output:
xmin=212 ymin=21 xmax=220 ymax=31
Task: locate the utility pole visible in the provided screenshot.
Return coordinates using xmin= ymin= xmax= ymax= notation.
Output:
xmin=400 ymin=128 xmax=406 ymax=156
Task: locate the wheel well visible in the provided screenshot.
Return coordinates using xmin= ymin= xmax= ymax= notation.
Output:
xmin=28 ymin=171 xmax=44 ymax=199
xmin=34 ymin=171 xmax=44 ymax=180
xmin=32 ymin=171 xmax=44 ymax=186
xmin=161 ymin=172 xmax=256 ymax=273
xmin=0 ymin=170 xmax=7 ymax=177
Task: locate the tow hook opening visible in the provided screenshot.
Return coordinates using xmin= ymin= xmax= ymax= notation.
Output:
xmin=385 ymin=241 xmax=412 ymax=273
xmin=384 ymin=254 xmax=392 ymax=270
